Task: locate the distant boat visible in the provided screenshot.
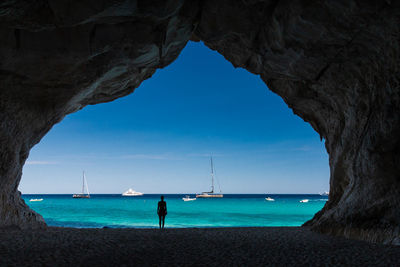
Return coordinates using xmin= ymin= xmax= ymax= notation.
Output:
xmin=196 ymin=156 xmax=223 ymax=198
xmin=182 ymin=195 xmax=196 ymax=201
xmin=73 ymin=171 xmax=90 ymax=198
xmin=265 ymin=197 xmax=275 ymax=201
xmin=300 ymin=199 xmax=309 ymax=203
xmin=122 ymin=188 xmax=144 ymax=196
xmin=29 ymin=198 xmax=43 ymax=202
xmin=319 ymin=191 xmax=329 ymax=196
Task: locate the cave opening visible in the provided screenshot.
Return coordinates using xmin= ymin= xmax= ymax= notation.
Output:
xmin=19 ymin=41 xmax=329 ymax=228
xmin=0 ymin=0 xmax=398 ymax=248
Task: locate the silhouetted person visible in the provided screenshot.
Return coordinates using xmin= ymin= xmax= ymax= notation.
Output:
xmin=157 ymin=196 xmax=167 ymax=229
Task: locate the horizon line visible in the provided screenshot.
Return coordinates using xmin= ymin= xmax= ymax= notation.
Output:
xmin=21 ymin=193 xmax=328 ymax=195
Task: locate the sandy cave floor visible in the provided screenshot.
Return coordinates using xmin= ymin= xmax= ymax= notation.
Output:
xmin=0 ymin=227 xmax=399 ymax=266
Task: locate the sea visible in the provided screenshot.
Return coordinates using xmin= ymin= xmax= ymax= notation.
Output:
xmin=23 ymin=194 xmax=328 ymax=228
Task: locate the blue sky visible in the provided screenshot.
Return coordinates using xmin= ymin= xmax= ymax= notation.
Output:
xmin=19 ymin=42 xmax=329 ymax=194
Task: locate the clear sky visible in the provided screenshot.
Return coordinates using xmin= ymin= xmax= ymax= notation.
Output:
xmin=19 ymin=42 xmax=329 ymax=194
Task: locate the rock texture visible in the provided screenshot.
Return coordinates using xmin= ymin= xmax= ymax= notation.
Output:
xmin=0 ymin=1 xmax=399 ymax=243
xmin=195 ymin=0 xmax=400 ymax=244
xmin=0 ymin=0 xmax=200 ymax=228
xmin=2 ymin=227 xmax=400 ymax=266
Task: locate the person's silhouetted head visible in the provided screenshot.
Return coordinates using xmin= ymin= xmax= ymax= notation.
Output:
xmin=161 ymin=196 xmax=164 ymax=201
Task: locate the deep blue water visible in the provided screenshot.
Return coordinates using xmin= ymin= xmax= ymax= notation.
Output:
xmin=23 ymin=194 xmax=327 ymax=228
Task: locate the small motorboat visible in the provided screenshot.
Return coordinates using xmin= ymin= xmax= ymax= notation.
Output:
xmin=29 ymin=199 xmax=43 ymax=202
xmin=265 ymin=197 xmax=275 ymax=201
xmin=182 ymin=195 xmax=196 ymax=201
xmin=300 ymin=199 xmax=309 ymax=203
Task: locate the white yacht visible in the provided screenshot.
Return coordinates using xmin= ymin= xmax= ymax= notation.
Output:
xmin=265 ymin=197 xmax=275 ymax=201
xmin=300 ymin=199 xmax=309 ymax=203
xmin=122 ymin=188 xmax=144 ymax=196
xmin=182 ymin=195 xmax=196 ymax=201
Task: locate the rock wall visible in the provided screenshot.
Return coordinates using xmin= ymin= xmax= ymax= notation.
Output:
xmin=0 ymin=0 xmax=200 ymax=228
xmin=195 ymin=0 xmax=400 ymax=244
xmin=0 ymin=0 xmax=399 ymax=243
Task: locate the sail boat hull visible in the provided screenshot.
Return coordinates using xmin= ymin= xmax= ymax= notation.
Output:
xmin=72 ymin=194 xmax=90 ymax=198
xmin=196 ymin=193 xmax=223 ymax=198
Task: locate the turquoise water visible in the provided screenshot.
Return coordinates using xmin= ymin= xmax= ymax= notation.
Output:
xmin=23 ymin=194 xmax=327 ymax=228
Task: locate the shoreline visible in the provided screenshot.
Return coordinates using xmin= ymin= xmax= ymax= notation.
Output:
xmin=1 ymin=227 xmax=399 ymax=266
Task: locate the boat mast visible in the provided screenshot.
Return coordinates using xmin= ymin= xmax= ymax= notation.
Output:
xmin=210 ymin=156 xmax=214 ymax=193
xmin=82 ymin=171 xmax=85 ymax=194
xmin=85 ymin=172 xmax=90 ymax=196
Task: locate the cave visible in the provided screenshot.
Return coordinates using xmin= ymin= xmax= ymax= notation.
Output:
xmin=0 ymin=0 xmax=399 ymax=245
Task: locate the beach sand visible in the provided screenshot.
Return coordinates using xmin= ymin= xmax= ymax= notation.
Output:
xmin=0 ymin=227 xmax=399 ymax=266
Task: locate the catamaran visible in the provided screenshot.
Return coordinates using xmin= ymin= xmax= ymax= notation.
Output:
xmin=73 ymin=171 xmax=90 ymax=198
xmin=196 ymin=156 xmax=223 ymax=198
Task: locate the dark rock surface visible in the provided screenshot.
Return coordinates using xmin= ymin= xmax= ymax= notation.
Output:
xmin=195 ymin=0 xmax=400 ymax=245
xmin=1 ymin=227 xmax=400 ymax=266
xmin=0 ymin=1 xmax=399 ymax=244
xmin=0 ymin=0 xmax=199 ymax=229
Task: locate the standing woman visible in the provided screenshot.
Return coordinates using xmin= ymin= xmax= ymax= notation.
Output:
xmin=157 ymin=196 xmax=167 ymax=229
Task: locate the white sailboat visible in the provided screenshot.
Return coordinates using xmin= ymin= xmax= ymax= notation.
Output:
xmin=196 ymin=156 xmax=223 ymax=198
xmin=73 ymin=171 xmax=90 ymax=198
xmin=122 ymin=188 xmax=144 ymax=196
